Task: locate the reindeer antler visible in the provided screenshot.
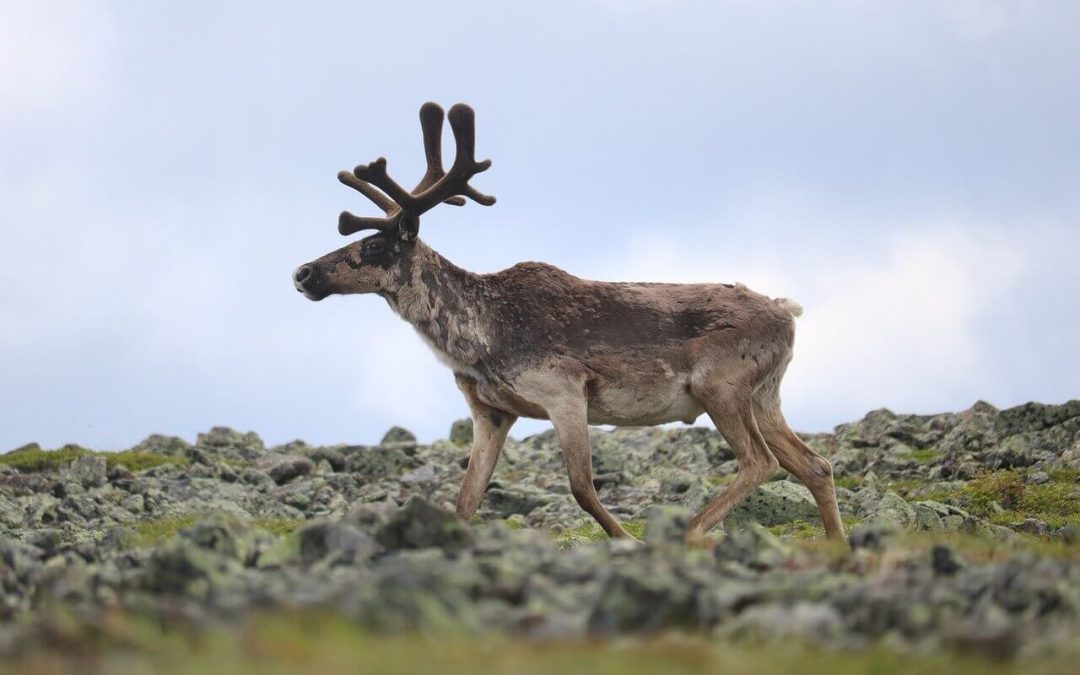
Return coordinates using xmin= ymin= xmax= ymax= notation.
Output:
xmin=337 ymin=102 xmax=495 ymax=240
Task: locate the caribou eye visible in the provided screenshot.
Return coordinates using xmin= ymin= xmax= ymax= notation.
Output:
xmin=364 ymin=240 xmax=385 ymax=256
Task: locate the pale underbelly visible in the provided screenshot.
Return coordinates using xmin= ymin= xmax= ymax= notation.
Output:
xmin=586 ymin=384 xmax=706 ymax=426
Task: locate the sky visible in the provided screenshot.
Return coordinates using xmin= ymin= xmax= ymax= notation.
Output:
xmin=1 ymin=1 xmax=1078 ymax=451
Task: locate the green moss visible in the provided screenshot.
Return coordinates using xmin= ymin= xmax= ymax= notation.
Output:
xmin=906 ymin=448 xmax=941 ymax=465
xmin=707 ymin=474 xmax=736 ymax=487
xmin=0 ymin=445 xmax=188 ymax=474
xmin=554 ymin=519 xmax=646 ymax=545
xmin=5 ymin=609 xmax=1080 ymax=675
xmin=1048 ymin=467 xmax=1080 ymax=484
xmin=768 ymin=520 xmax=820 ymax=539
xmin=253 ymin=517 xmax=305 ymax=537
xmin=885 ymin=478 xmax=926 ymax=497
xmin=127 ymin=514 xmax=201 ymax=549
xmin=960 ymin=470 xmax=1025 ymax=515
xmin=833 ymin=476 xmax=861 ymax=490
xmin=104 ymin=451 xmax=188 ymax=472
xmin=0 ymin=444 xmax=90 ymax=472
xmin=961 ymin=470 xmax=1080 ymax=530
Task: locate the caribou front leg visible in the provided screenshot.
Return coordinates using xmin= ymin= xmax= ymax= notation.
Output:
xmin=454 ymin=374 xmax=516 ymax=521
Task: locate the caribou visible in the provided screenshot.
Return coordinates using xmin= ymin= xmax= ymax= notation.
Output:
xmin=293 ymin=102 xmax=844 ymax=541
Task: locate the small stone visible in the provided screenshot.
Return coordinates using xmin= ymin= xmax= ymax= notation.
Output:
xmin=725 ymin=480 xmax=819 ymax=528
xmin=449 ymin=418 xmax=473 ymax=447
xmin=1014 ymin=518 xmax=1048 ymax=536
xmin=913 ymin=503 xmax=944 ymax=531
xmin=930 ymin=544 xmax=964 ymax=575
xmin=68 ymin=456 xmax=107 ymax=489
xmin=872 ymin=491 xmax=916 ymax=529
xmin=310 ymin=447 xmax=346 ymax=472
xmin=849 ymin=520 xmax=901 ymax=551
xmin=375 ymin=496 xmax=473 ymax=554
xmin=643 ymin=505 xmax=690 ymax=545
xmin=714 ymin=523 xmax=792 ymax=570
xmin=381 ymin=426 xmax=417 ymax=445
xmin=269 ymin=457 xmax=314 ymax=485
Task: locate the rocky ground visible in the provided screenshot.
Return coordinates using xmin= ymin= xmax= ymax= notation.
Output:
xmin=1 ymin=400 xmax=1080 ymax=672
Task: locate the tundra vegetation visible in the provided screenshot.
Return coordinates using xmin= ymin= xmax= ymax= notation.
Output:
xmin=1 ymin=399 xmax=1080 ymax=674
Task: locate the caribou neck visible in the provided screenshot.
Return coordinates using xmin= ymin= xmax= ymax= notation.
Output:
xmin=380 ymin=239 xmax=490 ymax=377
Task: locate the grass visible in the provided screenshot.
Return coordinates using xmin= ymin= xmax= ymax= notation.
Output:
xmin=554 ymin=519 xmax=646 ymax=545
xmin=906 ymin=448 xmax=942 ymax=465
xmin=124 ymin=515 xmax=305 ymax=549
xmin=769 ymin=516 xmax=864 ymax=541
xmin=0 ymin=445 xmax=91 ymax=472
xmin=833 ymin=476 xmax=861 ymax=490
xmin=0 ymin=445 xmax=188 ymax=474
xmin=4 ymin=609 xmax=1079 ymax=675
xmin=960 ymin=470 xmax=1080 ymax=529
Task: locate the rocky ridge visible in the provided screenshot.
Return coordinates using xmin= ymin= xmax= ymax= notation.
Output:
xmin=1 ymin=400 xmax=1079 ymax=658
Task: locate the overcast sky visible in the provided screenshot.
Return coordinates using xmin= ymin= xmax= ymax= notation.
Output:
xmin=2 ymin=1 xmax=1078 ymax=451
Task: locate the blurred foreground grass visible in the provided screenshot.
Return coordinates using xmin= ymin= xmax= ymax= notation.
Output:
xmin=3 ymin=610 xmax=1079 ymax=675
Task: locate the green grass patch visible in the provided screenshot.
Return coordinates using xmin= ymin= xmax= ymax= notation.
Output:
xmin=0 ymin=445 xmax=188 ymax=474
xmin=104 ymin=450 xmax=188 ymax=472
xmin=906 ymin=447 xmax=942 ymax=464
xmin=5 ymin=609 xmax=1080 ymax=675
xmin=961 ymin=470 xmax=1080 ymax=529
xmin=833 ymin=475 xmax=861 ymax=490
xmin=0 ymin=444 xmax=90 ymax=472
xmin=253 ymin=517 xmax=305 ymax=537
xmin=768 ymin=520 xmax=820 ymax=539
xmin=707 ymin=474 xmax=736 ymax=487
xmin=127 ymin=514 xmax=201 ymax=548
xmin=1048 ymin=467 xmax=1080 ymax=483
xmin=124 ymin=514 xmax=304 ymax=550
xmin=554 ymin=519 xmax=646 ymax=545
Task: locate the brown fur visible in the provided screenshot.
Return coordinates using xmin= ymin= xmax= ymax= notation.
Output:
xmin=294 ymin=102 xmax=845 ymax=542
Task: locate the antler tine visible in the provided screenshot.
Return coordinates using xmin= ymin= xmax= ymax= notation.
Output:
xmin=338 ymin=211 xmax=395 ymax=236
xmin=337 ymin=170 xmax=397 ymax=215
xmin=415 ymin=102 xmax=466 ymax=206
xmin=445 ymin=103 xmax=496 ymax=206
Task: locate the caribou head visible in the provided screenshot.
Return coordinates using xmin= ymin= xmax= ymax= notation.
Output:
xmin=293 ymin=102 xmax=494 ymax=301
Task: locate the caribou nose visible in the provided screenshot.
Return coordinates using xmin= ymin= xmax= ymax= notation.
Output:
xmin=293 ymin=265 xmax=313 ymax=286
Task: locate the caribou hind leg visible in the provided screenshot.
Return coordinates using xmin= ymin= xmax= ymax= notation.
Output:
xmin=752 ymin=373 xmax=845 ymax=539
xmin=686 ymin=380 xmax=780 ymax=538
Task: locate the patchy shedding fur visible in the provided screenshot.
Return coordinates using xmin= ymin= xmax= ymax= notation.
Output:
xmin=293 ymin=101 xmax=844 ymax=543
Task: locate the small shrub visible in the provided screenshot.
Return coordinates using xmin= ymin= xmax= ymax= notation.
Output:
xmin=961 ymin=470 xmax=1025 ymax=515
xmin=105 ymin=451 xmax=188 ymax=472
xmin=0 ymin=444 xmax=90 ymax=472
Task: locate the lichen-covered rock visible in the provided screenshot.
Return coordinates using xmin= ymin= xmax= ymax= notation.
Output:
xmin=725 ymin=480 xmax=819 ymax=528
xmin=381 ymin=426 xmax=417 ymax=446
xmin=375 ymin=496 xmax=473 ymax=554
xmin=343 ymin=446 xmax=412 ymax=479
xmin=449 ymin=419 xmax=473 ymax=447
xmin=1 ymin=399 xmax=1080 ymax=656
xmin=268 ymin=456 xmax=314 ymax=485
xmin=643 ymin=505 xmax=689 ymax=545
xmin=67 ymin=456 xmax=106 ymax=489
xmin=872 ymin=490 xmax=916 ymax=529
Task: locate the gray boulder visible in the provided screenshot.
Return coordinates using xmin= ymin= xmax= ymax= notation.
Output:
xmin=269 ymin=456 xmax=314 ymax=485
xmin=375 ymin=496 xmax=473 ymax=554
xmin=449 ymin=418 xmax=473 ymax=447
xmin=725 ymin=480 xmax=819 ymax=528
xmin=67 ymin=455 xmax=106 ymax=489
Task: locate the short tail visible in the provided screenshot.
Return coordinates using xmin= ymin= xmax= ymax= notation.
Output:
xmin=774 ymin=297 xmax=803 ymax=318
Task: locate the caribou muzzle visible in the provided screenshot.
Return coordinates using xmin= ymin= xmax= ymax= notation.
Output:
xmin=293 ymin=263 xmax=328 ymax=301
